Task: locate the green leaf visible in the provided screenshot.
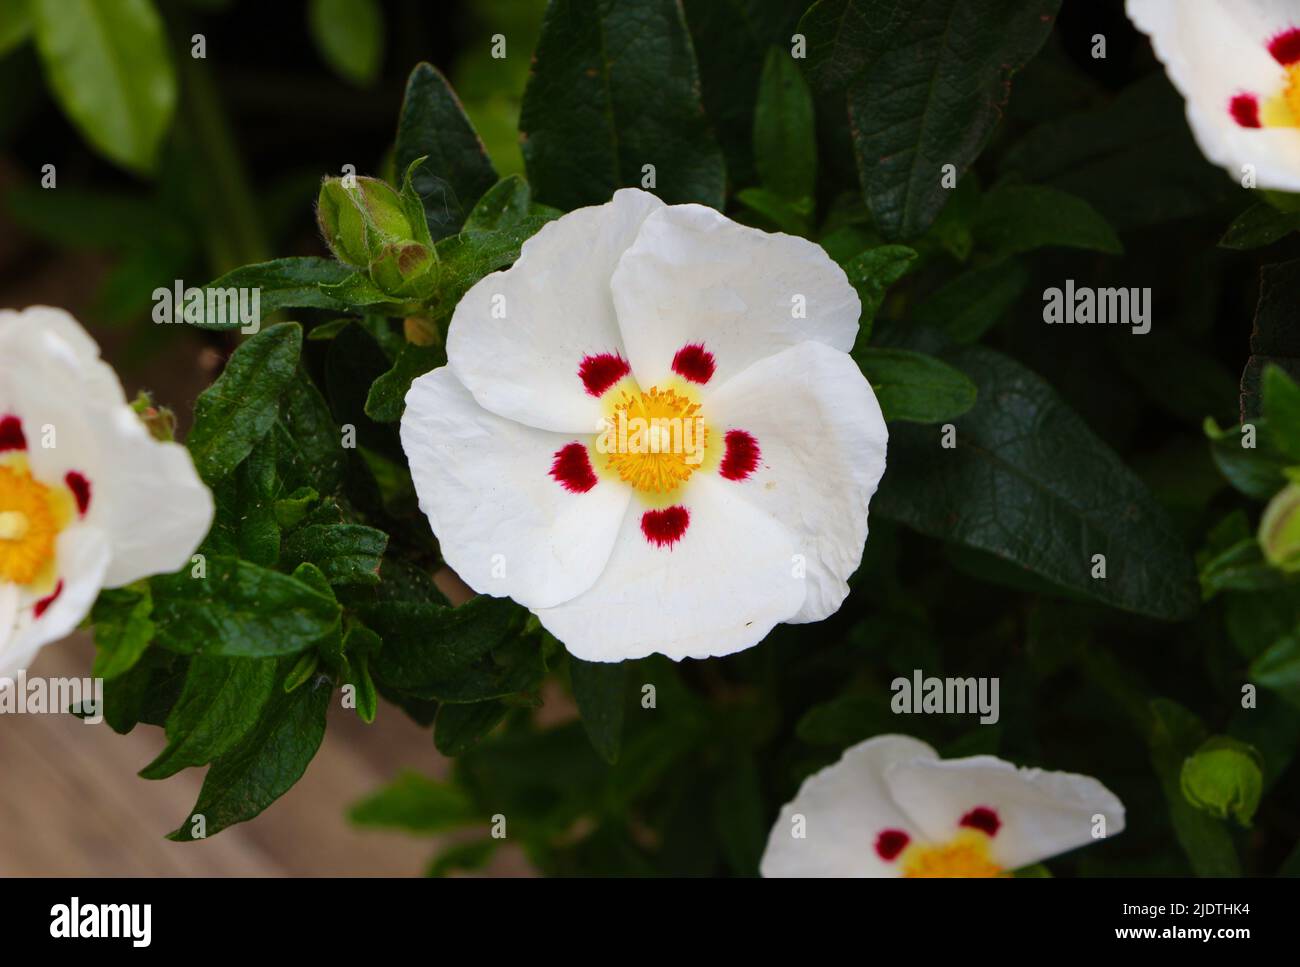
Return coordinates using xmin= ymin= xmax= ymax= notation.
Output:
xmin=1204 ymin=417 xmax=1289 ymax=501
xmin=346 ymin=651 xmax=379 ymax=723
xmin=753 ymin=46 xmax=816 ymax=202
xmin=913 ymin=259 xmax=1029 ymax=343
xmin=90 ymin=584 xmax=155 ymax=680
xmin=570 ymin=657 xmax=627 ymax=764
xmin=1200 ymin=538 xmax=1298 ymax=596
xmin=712 ymin=751 xmax=766 ymax=874
xmin=1147 ymin=699 xmax=1240 ymax=876
xmin=875 ymin=346 xmax=1199 ymax=620
xmin=275 ymin=368 xmax=345 ymax=497
xmin=187 ymin=323 xmax=303 ymax=483
xmin=0 ymin=2 xmax=31 ymax=56
xmin=1243 ymin=259 xmax=1300 ymax=420
xmin=802 ymin=0 xmax=1059 ymax=238
xmin=431 ymin=217 xmax=551 ymax=311
xmin=426 ymin=838 xmax=498 ymax=877
xmin=841 ymin=245 xmax=916 ymax=339
xmin=318 ymin=271 xmax=403 ymax=309
xmin=434 ymin=700 xmax=511 ymax=756
xmin=1180 ymin=737 xmax=1263 ymax=827
xmin=151 ymin=556 xmax=341 ymax=658
xmin=307 ymin=0 xmax=383 ymax=88
xmin=140 ymin=655 xmax=278 ymax=780
xmin=973 ymin=184 xmax=1122 ymax=258
xmin=348 ymin=770 xmax=478 ymax=832
xmin=1262 ymin=365 xmax=1300 ymax=463
xmin=198 ymin=258 xmax=354 ymax=328
xmin=520 ymin=0 xmax=726 ymax=210
xmin=854 ymin=347 xmax=976 ymax=423
xmin=29 ymin=0 xmax=176 ymax=174
xmin=1220 ymin=202 xmax=1300 ymax=250
xmin=1250 ymin=634 xmax=1300 ymax=708
xmin=365 ymin=343 xmax=445 ymax=423
xmin=462 ymin=174 xmax=560 ymax=232
xmin=169 ymin=672 xmax=331 ymax=840
xmin=734 ymin=187 xmax=813 ymax=236
xmin=280 ymin=523 xmax=388 ymax=586
xmin=395 ymin=62 xmax=498 ymax=240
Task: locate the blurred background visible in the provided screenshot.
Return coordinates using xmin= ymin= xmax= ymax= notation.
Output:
xmin=0 ymin=0 xmax=547 ymax=876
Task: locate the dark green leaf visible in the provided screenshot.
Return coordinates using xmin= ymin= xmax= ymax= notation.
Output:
xmin=570 ymin=658 xmax=627 ymax=764
xmin=370 ymin=594 xmax=527 ymax=693
xmin=308 ymin=0 xmax=383 ymax=88
xmin=1243 ymin=259 xmax=1300 ymax=420
xmin=426 ymin=838 xmax=498 ymax=877
xmin=187 ymin=323 xmax=303 ymax=483
xmin=91 ymin=584 xmax=155 ymax=680
xmin=520 ymin=0 xmax=726 ymax=210
xmin=1220 ymin=202 xmax=1300 ymax=250
xmin=280 ymin=523 xmax=388 ymax=586
xmin=875 ymin=346 xmax=1199 ymax=620
xmin=1204 ymin=417 xmax=1289 ymax=501
xmin=365 ymin=343 xmax=445 ymax=423
xmin=855 ymin=347 xmax=976 ymax=423
xmin=973 ymin=184 xmax=1122 ymax=258
xmin=199 ymin=258 xmax=353 ymax=327
xmin=274 ymin=368 xmax=345 ymax=497
xmin=435 ymin=700 xmax=511 ymax=756
xmin=842 ymin=245 xmax=915 ymax=339
xmin=349 ymin=770 xmax=478 ymax=832
xmin=754 ymin=46 xmax=816 ymax=201
xmin=913 ymin=259 xmax=1029 ymax=343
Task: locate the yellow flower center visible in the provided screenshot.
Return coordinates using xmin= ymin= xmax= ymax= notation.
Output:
xmin=598 ymin=386 xmax=710 ymax=495
xmin=0 ymin=463 xmax=60 ymax=585
xmin=901 ymin=831 xmax=1005 ymax=878
xmin=1262 ymin=64 xmax=1300 ymax=126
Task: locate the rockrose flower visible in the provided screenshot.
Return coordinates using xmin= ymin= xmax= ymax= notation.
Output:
xmin=1128 ymin=0 xmax=1300 ymax=191
xmin=401 ymin=189 xmax=887 ymax=661
xmin=760 ymin=735 xmax=1126 ymax=877
xmin=0 ymin=307 xmax=213 ymax=682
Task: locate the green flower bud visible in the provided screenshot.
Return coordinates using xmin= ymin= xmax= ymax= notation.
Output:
xmin=317 ymin=176 xmax=415 ymax=267
xmin=369 ymin=240 xmax=435 ymax=297
xmin=1259 ymin=482 xmax=1300 ymax=572
xmin=1179 ymin=737 xmax=1263 ymax=827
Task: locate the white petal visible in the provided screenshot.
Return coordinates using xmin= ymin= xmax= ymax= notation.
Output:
xmin=1128 ymin=0 xmax=1300 ymax=192
xmin=886 ymin=754 xmax=1127 ymax=871
xmin=707 ymin=342 xmax=887 ymax=622
xmin=533 ymin=475 xmax=805 ymax=661
xmin=760 ymin=735 xmax=938 ymax=878
xmin=0 ymin=305 xmax=126 ymax=409
xmin=95 ymin=407 xmax=214 ymax=587
xmin=0 ymin=525 xmax=111 ymax=681
xmin=610 ymin=204 xmax=861 ymax=390
xmin=402 ymin=366 xmax=630 ymax=609
xmin=446 ymin=188 xmax=664 ymax=432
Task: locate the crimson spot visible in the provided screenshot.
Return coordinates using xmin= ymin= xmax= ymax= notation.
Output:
xmin=671 ymin=343 xmax=716 ymax=384
xmin=550 ymin=443 xmax=597 ymax=493
xmin=0 ymin=415 xmax=26 ymax=451
xmin=34 ymin=581 xmax=64 ymax=619
xmin=960 ymin=806 xmax=1001 ymax=837
xmin=65 ymin=471 xmax=91 ymax=515
xmin=1230 ymin=93 xmax=1262 ymax=128
xmin=1268 ymin=27 xmax=1300 ymax=65
xmin=719 ymin=429 xmax=760 ymax=481
xmin=578 ymin=352 xmax=630 ymax=397
xmin=875 ymin=829 xmax=910 ymax=861
xmin=640 ymin=506 xmax=689 ymax=548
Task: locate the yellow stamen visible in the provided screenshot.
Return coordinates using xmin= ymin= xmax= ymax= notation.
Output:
xmin=901 ymin=830 xmax=1006 ymax=878
xmin=1262 ymin=64 xmax=1300 ymax=126
xmin=599 ymin=386 xmax=710 ymax=495
xmin=0 ymin=465 xmax=59 ymax=585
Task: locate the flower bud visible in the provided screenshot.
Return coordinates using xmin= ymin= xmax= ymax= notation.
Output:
xmin=317 ymin=176 xmax=415 ymax=267
xmin=1259 ymin=482 xmax=1300 ymax=572
xmin=369 ymin=240 xmax=435 ymax=297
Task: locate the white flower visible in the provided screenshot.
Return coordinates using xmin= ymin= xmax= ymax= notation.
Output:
xmin=1128 ymin=0 xmax=1300 ymax=191
xmin=0 ymin=307 xmax=213 ymax=682
xmin=401 ymin=189 xmax=887 ymax=662
xmin=760 ymin=735 xmax=1125 ymax=877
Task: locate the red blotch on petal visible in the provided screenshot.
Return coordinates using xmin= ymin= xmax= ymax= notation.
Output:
xmin=719 ymin=429 xmax=760 ymax=481
xmin=1230 ymin=93 xmax=1262 ymax=128
xmin=1269 ymin=27 xmax=1300 ymax=65
xmin=65 ymin=471 xmax=91 ymax=515
xmin=34 ymin=581 xmax=64 ymax=619
xmin=960 ymin=806 xmax=1001 ymax=837
xmin=578 ymin=352 xmax=630 ymax=397
xmin=550 ymin=442 xmax=597 ymax=493
xmin=671 ymin=342 xmax=716 ymax=384
xmin=640 ymin=506 xmax=689 ymax=548
xmin=875 ymin=829 xmax=910 ymax=861
xmin=0 ymin=415 xmax=26 ymax=451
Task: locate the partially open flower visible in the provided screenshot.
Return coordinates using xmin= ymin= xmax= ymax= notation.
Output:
xmin=0 ymin=307 xmax=213 ymax=682
xmin=401 ymin=189 xmax=887 ymax=662
xmin=1128 ymin=0 xmax=1300 ymax=191
xmin=760 ymin=735 xmax=1126 ymax=877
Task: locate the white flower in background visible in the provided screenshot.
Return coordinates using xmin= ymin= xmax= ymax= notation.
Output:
xmin=0 ymin=307 xmax=213 ymax=684
xmin=401 ymin=189 xmax=887 ymax=662
xmin=1128 ymin=0 xmax=1300 ymax=191
xmin=760 ymin=735 xmax=1125 ymax=877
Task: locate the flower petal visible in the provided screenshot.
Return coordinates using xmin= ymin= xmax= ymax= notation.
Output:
xmin=885 ymin=754 xmax=1127 ymax=871
xmin=446 ymin=188 xmax=664 ymax=432
xmin=0 ymin=525 xmax=111 ymax=682
xmin=707 ymin=342 xmax=887 ymax=622
xmin=402 ymin=366 xmax=630 ymax=609
xmin=1128 ymin=0 xmax=1300 ymax=191
xmin=611 ymin=204 xmax=860 ymax=390
xmin=760 ymin=735 xmax=938 ymax=877
xmin=533 ymin=474 xmax=805 ymax=661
